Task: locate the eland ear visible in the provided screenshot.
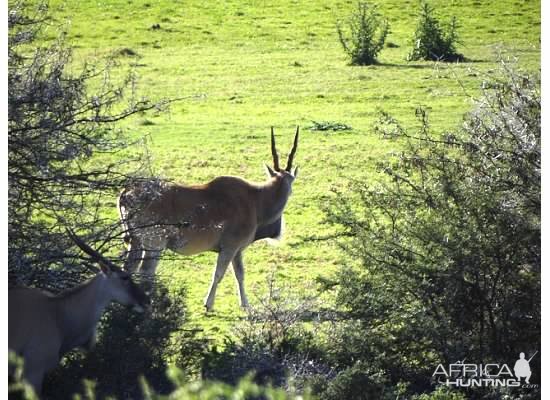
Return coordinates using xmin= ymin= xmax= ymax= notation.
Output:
xmin=292 ymin=166 xmax=299 ymax=178
xmin=265 ymin=164 xmax=277 ymax=177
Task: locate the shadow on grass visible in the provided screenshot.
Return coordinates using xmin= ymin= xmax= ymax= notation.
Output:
xmin=376 ymin=58 xmax=486 ymax=69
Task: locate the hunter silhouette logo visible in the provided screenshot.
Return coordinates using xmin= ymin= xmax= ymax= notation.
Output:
xmin=433 ymin=351 xmax=538 ymax=388
xmin=514 ymin=351 xmax=537 ymax=384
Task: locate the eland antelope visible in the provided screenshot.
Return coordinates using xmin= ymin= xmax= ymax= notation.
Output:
xmin=8 ymin=230 xmax=148 ymax=395
xmin=118 ymin=127 xmax=299 ymax=311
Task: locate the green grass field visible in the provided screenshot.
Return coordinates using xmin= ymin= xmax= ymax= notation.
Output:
xmin=43 ymin=0 xmax=540 ymax=341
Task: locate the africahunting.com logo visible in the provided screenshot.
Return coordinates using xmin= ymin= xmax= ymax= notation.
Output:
xmin=432 ymin=352 xmax=539 ymax=388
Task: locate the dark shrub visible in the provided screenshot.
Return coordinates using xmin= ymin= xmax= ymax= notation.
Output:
xmin=407 ymin=2 xmax=463 ymax=61
xmin=319 ymin=362 xmax=388 ymax=400
xmin=337 ymin=1 xmax=389 ymax=65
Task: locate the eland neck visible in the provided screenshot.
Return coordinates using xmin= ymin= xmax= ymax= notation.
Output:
xmin=256 ymin=177 xmax=292 ymax=226
xmin=55 ymin=274 xmax=112 ymax=354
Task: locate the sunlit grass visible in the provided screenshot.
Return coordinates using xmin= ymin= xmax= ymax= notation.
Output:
xmin=39 ymin=0 xmax=540 ymax=342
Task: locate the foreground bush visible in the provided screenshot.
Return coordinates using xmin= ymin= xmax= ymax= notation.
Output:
xmin=323 ymin=63 xmax=539 ymax=398
xmin=407 ymin=2 xmax=463 ymax=61
xmin=153 ymin=369 xmax=314 ymax=400
xmin=203 ymin=275 xmax=328 ymax=392
xmin=11 ymin=370 xmax=312 ymax=400
xmin=337 ymin=1 xmax=389 ymax=65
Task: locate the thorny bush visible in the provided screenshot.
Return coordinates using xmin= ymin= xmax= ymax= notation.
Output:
xmin=322 ymin=62 xmax=540 ymax=398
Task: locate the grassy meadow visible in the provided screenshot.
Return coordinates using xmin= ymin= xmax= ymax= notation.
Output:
xmin=43 ymin=0 xmax=540 ymax=342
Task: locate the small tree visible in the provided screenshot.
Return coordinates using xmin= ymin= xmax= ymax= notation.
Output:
xmin=407 ymin=2 xmax=463 ymax=61
xmin=337 ymin=1 xmax=389 ymax=66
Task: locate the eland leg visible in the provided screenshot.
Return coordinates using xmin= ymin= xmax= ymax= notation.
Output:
xmin=123 ymin=237 xmax=144 ymax=273
xmin=24 ymin=351 xmax=58 ymax=397
xmin=232 ymin=250 xmax=249 ymax=308
xmin=136 ymin=248 xmax=163 ymax=294
xmin=139 ymin=249 xmax=163 ymax=276
xmin=26 ymin=369 xmax=45 ymax=397
xmin=204 ymin=249 xmax=236 ymax=312
xmin=138 ymin=235 xmax=166 ymax=277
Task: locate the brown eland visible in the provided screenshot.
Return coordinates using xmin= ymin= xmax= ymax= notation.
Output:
xmin=8 ymin=230 xmax=149 ymax=396
xmin=118 ymin=127 xmax=300 ymax=311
